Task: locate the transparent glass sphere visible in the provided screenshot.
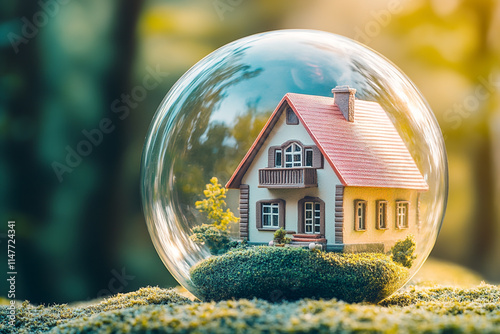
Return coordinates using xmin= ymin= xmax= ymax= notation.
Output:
xmin=141 ymin=30 xmax=448 ymax=303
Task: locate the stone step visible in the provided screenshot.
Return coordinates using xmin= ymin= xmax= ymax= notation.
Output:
xmin=292 ymin=238 xmax=327 ymax=243
xmin=292 ymin=234 xmax=323 ymax=239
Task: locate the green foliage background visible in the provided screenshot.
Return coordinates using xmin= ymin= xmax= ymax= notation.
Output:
xmin=1 ymin=0 xmax=499 ymax=303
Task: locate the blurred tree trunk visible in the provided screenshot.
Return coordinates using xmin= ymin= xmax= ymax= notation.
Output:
xmin=490 ymin=112 xmax=500 ymax=280
xmin=0 ymin=1 xmax=46 ymax=302
xmin=1 ymin=0 xmax=143 ymax=303
xmin=464 ymin=0 xmax=498 ymax=280
xmin=79 ymin=0 xmax=143 ymax=300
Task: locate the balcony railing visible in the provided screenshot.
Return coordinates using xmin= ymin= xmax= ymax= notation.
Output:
xmin=258 ymin=167 xmax=317 ymax=188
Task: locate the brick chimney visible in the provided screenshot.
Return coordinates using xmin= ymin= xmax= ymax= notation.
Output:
xmin=332 ymin=85 xmax=356 ymax=122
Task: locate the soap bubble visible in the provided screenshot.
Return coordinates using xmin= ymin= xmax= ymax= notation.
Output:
xmin=141 ymin=30 xmax=447 ymax=302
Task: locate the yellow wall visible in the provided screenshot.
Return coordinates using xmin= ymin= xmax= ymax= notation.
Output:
xmin=343 ymin=187 xmax=420 ymax=252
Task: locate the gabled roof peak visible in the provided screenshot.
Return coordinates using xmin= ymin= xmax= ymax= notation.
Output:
xmin=226 ymin=92 xmax=428 ymax=191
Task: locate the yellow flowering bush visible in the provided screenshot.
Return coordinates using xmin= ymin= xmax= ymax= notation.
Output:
xmin=195 ymin=177 xmax=239 ymax=231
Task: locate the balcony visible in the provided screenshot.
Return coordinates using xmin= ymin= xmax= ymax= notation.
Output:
xmin=258 ymin=167 xmax=317 ymax=188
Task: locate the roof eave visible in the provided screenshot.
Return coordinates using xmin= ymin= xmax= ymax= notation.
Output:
xmin=225 ymin=95 xmax=290 ymax=189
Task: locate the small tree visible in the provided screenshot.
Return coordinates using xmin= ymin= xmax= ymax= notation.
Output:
xmin=191 ymin=177 xmax=240 ymax=254
xmin=195 ymin=177 xmax=239 ymax=231
xmin=391 ymin=235 xmax=416 ymax=268
xmin=273 ymin=227 xmax=291 ymax=245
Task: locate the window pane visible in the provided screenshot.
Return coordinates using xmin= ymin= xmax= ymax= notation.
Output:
xmin=263 ymin=215 xmax=269 ymax=226
xmin=272 ymin=207 xmax=279 ymax=214
xmin=263 ymin=206 xmax=270 ymax=213
xmin=294 ymin=144 xmax=301 ymax=152
xmin=275 ymin=151 xmax=282 ymax=167
xmin=294 ymin=155 xmax=301 ymax=161
xmin=286 ymin=155 xmax=292 ymax=162
xmin=272 ymin=215 xmax=279 ymax=226
xmin=306 ymin=150 xmax=313 ymax=167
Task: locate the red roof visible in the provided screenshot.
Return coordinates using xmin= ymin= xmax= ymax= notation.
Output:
xmin=226 ymin=93 xmax=428 ymax=191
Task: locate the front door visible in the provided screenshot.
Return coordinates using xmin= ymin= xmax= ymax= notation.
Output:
xmin=304 ymin=201 xmax=321 ymax=234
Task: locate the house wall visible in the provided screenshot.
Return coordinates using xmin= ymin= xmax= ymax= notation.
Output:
xmin=342 ymin=187 xmax=420 ymax=252
xmin=241 ymin=107 xmax=341 ymax=245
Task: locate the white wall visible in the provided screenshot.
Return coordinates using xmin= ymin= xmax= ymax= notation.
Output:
xmin=241 ymin=107 xmax=341 ymax=244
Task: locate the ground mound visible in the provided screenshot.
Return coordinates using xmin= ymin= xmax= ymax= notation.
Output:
xmin=190 ymin=246 xmax=409 ymax=303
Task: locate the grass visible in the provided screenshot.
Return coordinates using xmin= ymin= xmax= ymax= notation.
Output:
xmin=190 ymin=246 xmax=409 ymax=303
xmin=2 ymin=283 xmax=499 ymax=333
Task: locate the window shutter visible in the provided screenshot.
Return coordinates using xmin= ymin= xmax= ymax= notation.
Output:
xmin=312 ymin=146 xmax=323 ymax=168
xmin=256 ymin=201 xmax=262 ymax=229
xmin=297 ymin=200 xmax=304 ymax=234
xmin=278 ymin=199 xmax=286 ymax=228
xmin=268 ymin=146 xmax=280 ymax=168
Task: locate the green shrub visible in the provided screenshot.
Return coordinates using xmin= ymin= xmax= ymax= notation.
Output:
xmin=190 ymin=224 xmax=238 ymax=255
xmin=190 ymin=246 xmax=409 ymax=303
xmin=391 ymin=235 xmax=416 ymax=268
xmin=273 ymin=227 xmax=291 ymax=244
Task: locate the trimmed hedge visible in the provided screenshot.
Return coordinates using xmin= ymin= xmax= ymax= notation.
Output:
xmin=190 ymin=246 xmax=409 ymax=303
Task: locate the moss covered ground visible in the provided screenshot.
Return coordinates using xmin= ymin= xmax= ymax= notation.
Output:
xmin=1 ymin=259 xmax=499 ymax=333
xmin=190 ymin=246 xmax=409 ymax=302
xmin=1 ymin=283 xmax=500 ymax=333
xmin=0 ymin=287 xmax=191 ymax=333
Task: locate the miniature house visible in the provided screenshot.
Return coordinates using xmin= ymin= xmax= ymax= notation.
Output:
xmin=226 ymin=86 xmax=428 ymax=252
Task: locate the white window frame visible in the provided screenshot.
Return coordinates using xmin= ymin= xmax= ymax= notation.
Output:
xmin=305 ymin=148 xmax=313 ymax=167
xmin=285 ymin=143 xmax=302 ymax=168
xmin=304 ymin=201 xmax=321 ymax=234
xmin=354 ymin=200 xmax=367 ymax=231
xmin=396 ymin=201 xmax=409 ymax=229
xmin=377 ymin=200 xmax=388 ymax=229
xmin=262 ymin=203 xmax=280 ymax=228
xmin=275 ymin=149 xmax=282 ymax=168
